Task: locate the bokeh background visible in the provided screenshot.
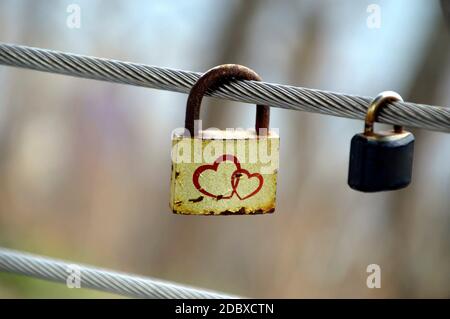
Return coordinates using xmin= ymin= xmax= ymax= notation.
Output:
xmin=0 ymin=0 xmax=449 ymax=298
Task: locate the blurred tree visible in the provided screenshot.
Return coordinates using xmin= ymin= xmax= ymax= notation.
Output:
xmin=388 ymin=9 xmax=450 ymax=297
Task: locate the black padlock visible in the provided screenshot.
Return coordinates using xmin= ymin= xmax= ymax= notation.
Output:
xmin=348 ymin=91 xmax=414 ymax=192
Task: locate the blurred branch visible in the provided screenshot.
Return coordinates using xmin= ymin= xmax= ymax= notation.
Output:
xmin=441 ymin=0 xmax=450 ymax=29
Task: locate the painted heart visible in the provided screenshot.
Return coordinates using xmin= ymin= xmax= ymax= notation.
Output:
xmin=231 ymin=168 xmax=264 ymax=200
xmin=192 ymin=154 xmax=241 ymax=199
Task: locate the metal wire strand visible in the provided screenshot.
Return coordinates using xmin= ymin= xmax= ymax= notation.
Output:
xmin=0 ymin=248 xmax=239 ymax=299
xmin=0 ymin=43 xmax=449 ymax=132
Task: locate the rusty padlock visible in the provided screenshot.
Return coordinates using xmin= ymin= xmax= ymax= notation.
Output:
xmin=347 ymin=91 xmax=415 ymax=192
xmin=170 ymin=64 xmax=279 ymax=215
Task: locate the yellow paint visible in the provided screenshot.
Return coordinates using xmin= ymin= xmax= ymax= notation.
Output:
xmin=170 ymin=130 xmax=279 ymax=215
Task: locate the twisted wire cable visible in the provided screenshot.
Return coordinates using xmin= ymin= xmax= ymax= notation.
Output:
xmin=0 ymin=248 xmax=238 ymax=299
xmin=0 ymin=43 xmax=449 ymax=132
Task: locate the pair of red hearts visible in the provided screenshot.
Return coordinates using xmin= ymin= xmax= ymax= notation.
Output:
xmin=192 ymin=154 xmax=263 ymax=200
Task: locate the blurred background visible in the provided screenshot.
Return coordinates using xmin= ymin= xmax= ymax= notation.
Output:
xmin=0 ymin=0 xmax=449 ymax=298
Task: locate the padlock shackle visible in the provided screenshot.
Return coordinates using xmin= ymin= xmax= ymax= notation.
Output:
xmin=364 ymin=91 xmax=404 ymax=135
xmin=185 ymin=64 xmax=270 ymax=137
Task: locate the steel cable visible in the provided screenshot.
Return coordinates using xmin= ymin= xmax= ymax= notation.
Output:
xmin=0 ymin=43 xmax=449 ymax=132
xmin=0 ymin=248 xmax=239 ymax=299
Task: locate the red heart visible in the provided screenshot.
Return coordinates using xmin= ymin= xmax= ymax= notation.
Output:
xmin=192 ymin=154 xmax=241 ymax=199
xmin=231 ymin=168 xmax=264 ymax=200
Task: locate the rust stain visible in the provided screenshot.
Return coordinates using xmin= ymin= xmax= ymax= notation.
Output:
xmin=188 ymin=196 xmax=204 ymax=203
xmin=172 ymin=205 xmax=275 ymax=216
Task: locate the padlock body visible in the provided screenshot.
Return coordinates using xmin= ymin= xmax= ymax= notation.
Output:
xmin=170 ymin=130 xmax=279 ymax=215
xmin=348 ymin=131 xmax=414 ymax=192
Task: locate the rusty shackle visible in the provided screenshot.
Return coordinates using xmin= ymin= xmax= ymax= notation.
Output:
xmin=185 ymin=64 xmax=270 ymax=137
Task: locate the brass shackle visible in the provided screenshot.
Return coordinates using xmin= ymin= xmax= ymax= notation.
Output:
xmin=364 ymin=91 xmax=404 ymax=135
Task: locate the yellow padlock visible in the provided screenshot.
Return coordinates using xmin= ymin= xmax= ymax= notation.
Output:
xmin=170 ymin=64 xmax=279 ymax=215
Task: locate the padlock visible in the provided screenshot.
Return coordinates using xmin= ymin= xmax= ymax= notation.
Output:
xmin=348 ymin=91 xmax=414 ymax=192
xmin=170 ymin=64 xmax=279 ymax=215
